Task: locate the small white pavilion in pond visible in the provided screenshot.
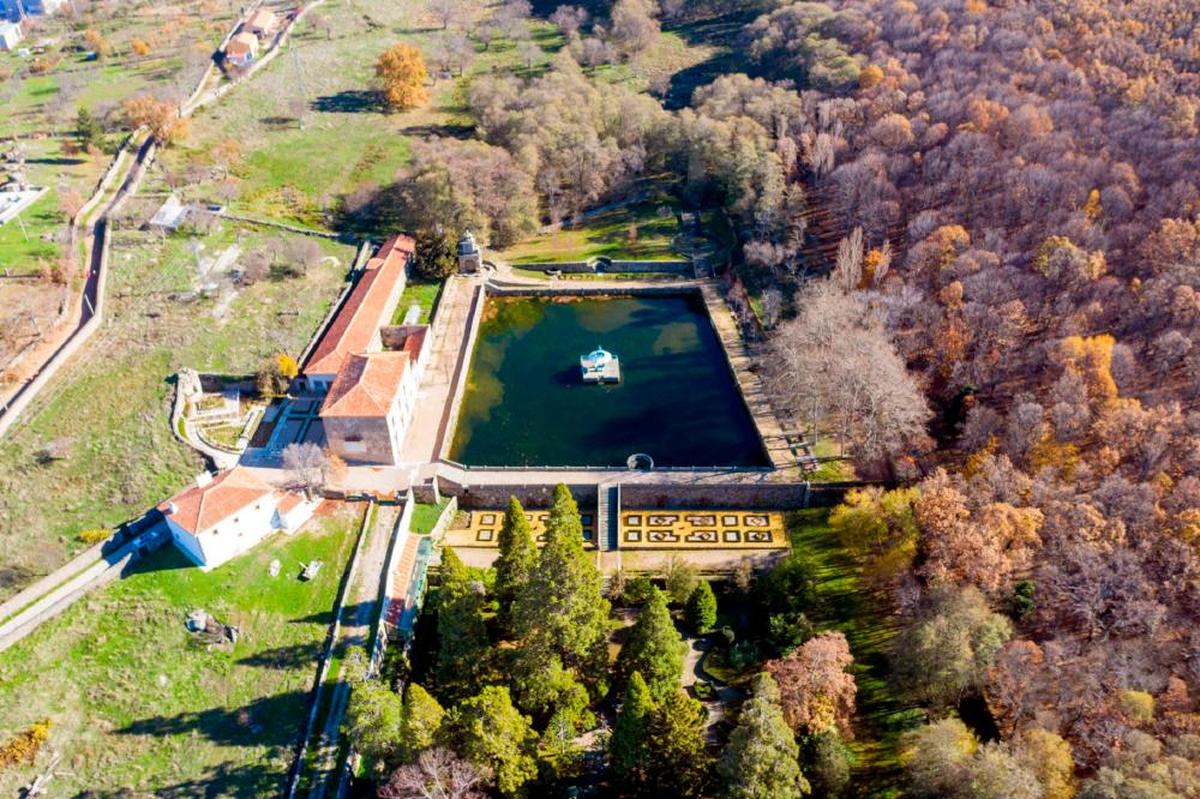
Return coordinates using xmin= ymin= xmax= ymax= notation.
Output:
xmin=581 ymin=346 xmax=620 ymax=383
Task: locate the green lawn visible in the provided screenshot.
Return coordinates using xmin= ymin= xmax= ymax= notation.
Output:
xmin=497 ymin=199 xmax=682 ymax=264
xmin=410 ymin=500 xmax=450 ymax=535
xmin=0 ymin=507 xmax=361 ymax=797
xmin=0 ymin=222 xmax=356 ymax=598
xmin=170 ymin=0 xmax=565 ymax=232
xmin=0 ymin=189 xmax=63 ymax=273
xmin=788 ymin=510 xmax=921 ymax=798
xmin=392 ymin=280 xmax=442 ymax=325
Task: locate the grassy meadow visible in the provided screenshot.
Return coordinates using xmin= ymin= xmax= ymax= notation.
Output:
xmin=0 ymin=506 xmax=361 ymax=797
xmin=0 ymin=219 xmax=355 ymax=596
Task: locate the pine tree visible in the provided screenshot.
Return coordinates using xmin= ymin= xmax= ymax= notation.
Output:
xmin=441 ymin=686 xmax=538 ymax=798
xmin=398 ymin=683 xmax=444 ymax=763
xmin=646 ymin=690 xmax=712 ymax=797
xmin=435 ymin=548 xmax=490 ymax=702
xmin=719 ymin=674 xmax=810 ymax=799
xmin=346 ymin=680 xmax=403 ymax=769
xmin=494 ymin=496 xmax=536 ymax=636
xmin=75 ymin=106 xmax=104 ymax=150
xmin=514 ymin=485 xmax=610 ymax=680
xmin=616 ymin=587 xmax=684 ymax=702
xmin=686 ymin=580 xmax=718 ymax=633
xmin=610 ymin=671 xmax=654 ymax=786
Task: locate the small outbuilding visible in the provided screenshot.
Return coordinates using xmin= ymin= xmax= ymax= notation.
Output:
xmin=224 ymin=31 xmax=259 ymax=67
xmin=243 ymin=8 xmax=277 ymax=39
xmin=0 ymin=20 xmax=22 ymax=50
xmin=457 ymin=230 xmax=481 ymax=274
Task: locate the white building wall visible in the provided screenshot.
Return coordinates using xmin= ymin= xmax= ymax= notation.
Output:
xmin=275 ymin=496 xmax=320 ymax=532
xmin=166 ymin=497 xmax=280 ymax=571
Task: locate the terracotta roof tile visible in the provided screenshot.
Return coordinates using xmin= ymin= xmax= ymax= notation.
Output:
xmin=158 ymin=467 xmax=274 ymax=535
xmin=303 ymin=234 xmax=414 ymax=377
xmin=321 ymin=351 xmax=410 ymax=418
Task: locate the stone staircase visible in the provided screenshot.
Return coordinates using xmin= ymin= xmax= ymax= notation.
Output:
xmin=598 ymin=483 xmax=620 ymax=552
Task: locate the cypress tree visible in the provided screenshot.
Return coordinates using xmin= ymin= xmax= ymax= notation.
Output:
xmin=616 ymin=587 xmax=685 ymax=702
xmin=686 ymin=580 xmax=718 ymax=633
xmin=397 ymin=682 xmax=444 ymax=763
xmin=646 ymin=689 xmax=712 ymax=797
xmin=610 ymin=671 xmax=654 ymax=788
xmin=435 ymin=548 xmax=490 ymax=702
xmin=514 ymin=484 xmax=610 ymax=679
xmin=493 ymin=496 xmax=536 ymax=635
xmin=441 ymin=685 xmax=538 ymax=798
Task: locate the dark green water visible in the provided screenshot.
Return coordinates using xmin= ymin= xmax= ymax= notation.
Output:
xmin=449 ymin=294 xmax=769 ymax=467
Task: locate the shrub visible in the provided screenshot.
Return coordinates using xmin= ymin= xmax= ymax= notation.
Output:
xmin=0 ymin=720 xmax=51 ymax=767
xmin=78 ymin=528 xmax=111 ymax=545
xmin=623 ymin=576 xmax=656 ymax=606
xmin=685 ymin=580 xmax=717 ymax=633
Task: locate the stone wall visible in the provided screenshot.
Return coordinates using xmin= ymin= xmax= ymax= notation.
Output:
xmin=602 ymin=259 xmax=692 ymax=274
xmin=451 ymin=482 xmax=601 ymax=510
xmin=515 ymin=261 xmax=594 ymax=274
xmin=437 ymin=477 xmax=858 ymax=511
xmin=514 ymin=258 xmax=691 ymax=275
xmin=325 ymin=416 xmax=395 ymax=465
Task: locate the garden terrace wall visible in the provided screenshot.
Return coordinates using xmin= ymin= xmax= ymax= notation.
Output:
xmin=451 ymin=482 xmax=601 ymax=510
xmin=435 ymin=478 xmax=862 ymax=511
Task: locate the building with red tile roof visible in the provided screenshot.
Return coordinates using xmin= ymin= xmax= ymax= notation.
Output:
xmin=321 ymin=351 xmax=418 ymax=465
xmin=224 ymin=31 xmax=259 ymax=67
xmin=244 ymin=7 xmax=277 ymax=39
xmin=158 ymin=467 xmax=320 ymax=570
xmin=303 ymin=234 xmax=415 ymax=389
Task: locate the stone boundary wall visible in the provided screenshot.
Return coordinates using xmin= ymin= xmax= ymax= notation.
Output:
xmin=517 ymin=261 xmax=593 ymax=273
xmin=605 ymin=259 xmax=692 ymax=274
xmin=0 ymin=139 xmax=157 ymax=441
xmin=514 ymin=258 xmax=691 ymax=275
xmin=218 ymin=212 xmax=341 ymax=239
xmin=454 ymin=482 xmax=601 ymax=510
xmin=285 ymin=501 xmax=371 ymax=799
xmin=485 ymin=283 xmax=699 ymax=299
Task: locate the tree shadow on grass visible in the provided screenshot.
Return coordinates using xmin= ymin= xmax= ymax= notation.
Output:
xmin=236 ymin=641 xmax=321 ymax=670
xmin=116 ymin=689 xmax=309 ymax=751
xmin=310 ymin=89 xmax=388 ymax=114
xmin=396 ymin=122 xmax=475 ymax=140
xmin=261 ymin=115 xmax=299 ymax=130
xmin=72 ymin=759 xmax=287 ymax=799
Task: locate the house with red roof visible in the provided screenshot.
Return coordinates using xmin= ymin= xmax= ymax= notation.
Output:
xmin=301 ymin=234 xmax=430 ymax=466
xmin=158 ymin=467 xmax=319 ymax=570
xmin=321 ymin=351 xmax=418 ymax=464
xmin=302 ymin=234 xmax=415 ymax=391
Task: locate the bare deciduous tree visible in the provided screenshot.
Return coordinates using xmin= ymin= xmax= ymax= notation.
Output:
xmin=282 ymin=442 xmax=330 ymax=499
xmin=379 ymin=748 xmax=486 ymax=799
xmin=768 ymin=281 xmax=930 ymax=463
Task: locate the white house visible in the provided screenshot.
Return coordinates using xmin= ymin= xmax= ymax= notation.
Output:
xmin=158 ymin=467 xmax=319 ymax=570
xmin=0 ymin=20 xmax=22 ymax=50
xmin=224 ymin=31 xmax=259 ymax=67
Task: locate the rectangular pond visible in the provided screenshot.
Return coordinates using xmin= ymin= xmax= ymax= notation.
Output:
xmin=449 ymin=293 xmax=770 ymax=468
